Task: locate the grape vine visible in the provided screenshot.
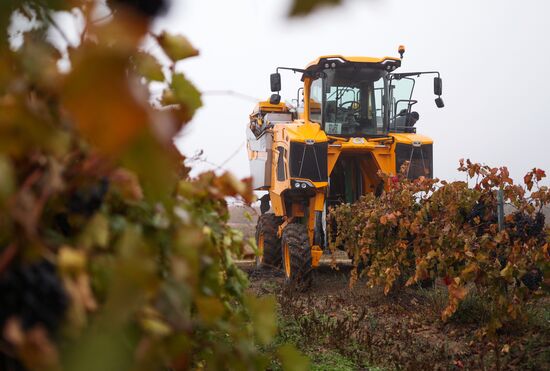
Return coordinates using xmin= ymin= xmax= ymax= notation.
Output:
xmin=329 ymin=160 xmax=549 ymax=336
xmin=0 ymin=2 xmax=289 ymax=370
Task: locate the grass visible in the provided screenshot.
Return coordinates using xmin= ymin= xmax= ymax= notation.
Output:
xmin=246 ymin=263 xmax=549 ymax=370
xmin=418 ymin=285 xmax=493 ymax=325
xmin=310 ymin=350 xmax=360 ymax=371
xmin=265 ymin=309 xmax=385 ymax=371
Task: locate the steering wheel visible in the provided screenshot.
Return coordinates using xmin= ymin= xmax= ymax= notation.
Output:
xmin=339 ymin=100 xmax=361 ymax=111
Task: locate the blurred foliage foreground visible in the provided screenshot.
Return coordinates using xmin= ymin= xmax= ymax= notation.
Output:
xmin=0 ymin=1 xmax=306 ymax=370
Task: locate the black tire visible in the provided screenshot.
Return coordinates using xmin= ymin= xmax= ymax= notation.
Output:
xmin=281 ymin=223 xmax=312 ymax=289
xmin=255 ymin=213 xmax=282 ymax=268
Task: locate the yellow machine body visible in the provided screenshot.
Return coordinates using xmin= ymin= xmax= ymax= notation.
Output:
xmin=247 ymin=53 xmax=440 ymax=275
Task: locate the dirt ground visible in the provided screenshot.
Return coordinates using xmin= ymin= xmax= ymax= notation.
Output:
xmin=231 ymin=206 xmax=549 ymax=370
xmin=240 ymin=260 xmax=549 ymax=370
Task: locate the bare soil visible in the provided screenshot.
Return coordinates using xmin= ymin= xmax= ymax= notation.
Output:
xmin=240 ymin=260 xmax=549 ymax=370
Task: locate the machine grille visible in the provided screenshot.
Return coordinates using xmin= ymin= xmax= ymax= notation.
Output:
xmin=289 ymin=142 xmax=328 ymax=182
xmin=395 ymin=143 xmax=433 ymax=179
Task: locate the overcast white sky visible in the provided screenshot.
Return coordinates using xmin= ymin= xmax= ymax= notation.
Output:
xmin=155 ymin=0 xmax=550 ymax=183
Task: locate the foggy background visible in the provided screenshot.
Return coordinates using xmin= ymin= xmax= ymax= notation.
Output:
xmin=154 ymin=0 xmax=550 ymax=183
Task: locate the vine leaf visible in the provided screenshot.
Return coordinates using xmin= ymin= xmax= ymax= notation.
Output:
xmin=289 ymin=0 xmax=343 ymax=16
xmin=62 ymin=46 xmax=148 ymax=155
xmin=156 ymin=32 xmax=199 ymax=62
xmin=278 ymin=344 xmax=310 ymax=371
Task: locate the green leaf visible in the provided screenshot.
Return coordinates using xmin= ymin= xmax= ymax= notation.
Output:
xmin=120 ymin=128 xmax=179 ymax=202
xmin=136 ymin=52 xmax=164 ymax=81
xmin=156 ymin=32 xmax=199 ymax=62
xmin=168 ymin=73 xmax=203 ymax=122
xmin=278 ymin=344 xmax=310 ymax=371
xmin=79 ymin=213 xmax=110 ymax=250
xmin=289 ymin=0 xmax=343 ymax=17
xmin=245 ymin=295 xmax=277 ymax=345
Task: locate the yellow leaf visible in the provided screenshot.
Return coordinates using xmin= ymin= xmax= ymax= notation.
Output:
xmin=58 ymin=246 xmax=87 ymax=275
xmin=426 ymin=250 xmax=438 ymax=260
xmin=79 ymin=213 xmax=110 ymax=250
xmin=140 ymin=318 xmax=172 ymax=338
xmin=460 ymin=262 xmax=479 ymax=281
xmin=500 ymin=262 xmax=513 ymax=280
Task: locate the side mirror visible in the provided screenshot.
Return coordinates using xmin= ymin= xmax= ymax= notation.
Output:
xmin=433 ymin=77 xmax=443 ymax=96
xmin=270 ymin=93 xmax=281 ymax=105
xmin=435 ymin=97 xmax=445 ymax=108
xmin=270 ymin=73 xmax=281 ymax=92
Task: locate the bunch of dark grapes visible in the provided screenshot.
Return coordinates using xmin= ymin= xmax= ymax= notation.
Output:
xmin=0 ymin=261 xmax=68 ymax=370
xmin=54 ymin=177 xmax=110 ymax=236
xmin=0 ymin=260 xmax=68 ymax=334
xmin=506 ymin=211 xmax=546 ymax=244
xmin=520 ymin=268 xmax=543 ymax=291
xmin=465 ymin=197 xmax=497 ymax=235
xmin=505 ymin=212 xmax=546 ymax=291
xmin=109 ymin=0 xmax=170 ymax=18
xmin=67 ymin=177 xmax=109 ymax=217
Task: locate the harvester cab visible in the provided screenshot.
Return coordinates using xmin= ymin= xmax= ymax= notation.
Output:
xmin=246 ymin=47 xmax=444 ymax=287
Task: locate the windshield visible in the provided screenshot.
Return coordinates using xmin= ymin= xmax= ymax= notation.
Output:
xmin=309 ymin=67 xmax=388 ymax=137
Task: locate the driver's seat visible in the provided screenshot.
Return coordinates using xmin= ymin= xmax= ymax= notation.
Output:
xmin=325 ymin=100 xmax=336 ymax=122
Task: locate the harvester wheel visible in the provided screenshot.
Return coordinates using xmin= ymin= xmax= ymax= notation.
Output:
xmin=255 ymin=213 xmax=282 ymax=268
xmin=281 ymin=223 xmax=312 ymax=289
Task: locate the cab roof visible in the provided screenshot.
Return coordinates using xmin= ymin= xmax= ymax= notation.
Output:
xmin=305 ymin=55 xmax=401 ymax=72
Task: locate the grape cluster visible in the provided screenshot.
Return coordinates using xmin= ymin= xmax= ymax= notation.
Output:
xmin=67 ymin=177 xmax=109 ymax=217
xmin=0 ymin=260 xmax=68 ymax=334
xmin=465 ymin=198 xmax=498 ymax=226
xmin=505 ymin=212 xmax=546 ymax=291
xmin=521 ymin=268 xmax=543 ymax=291
xmin=109 ymin=0 xmax=169 ymax=18
xmin=506 ymin=211 xmax=546 ymax=244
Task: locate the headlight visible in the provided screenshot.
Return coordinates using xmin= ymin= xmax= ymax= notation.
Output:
xmin=292 ymin=180 xmax=314 ymax=189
